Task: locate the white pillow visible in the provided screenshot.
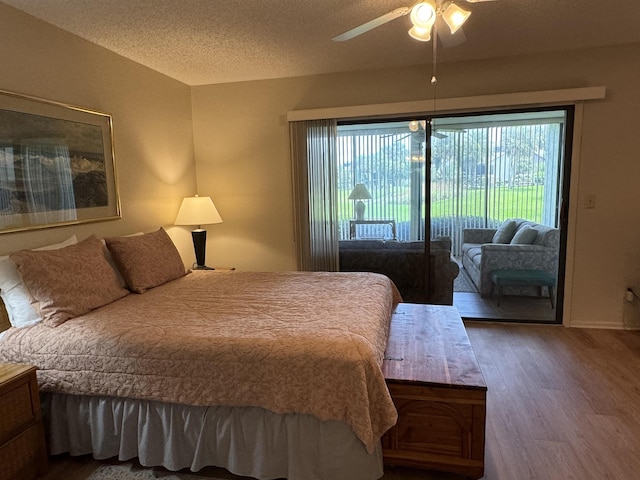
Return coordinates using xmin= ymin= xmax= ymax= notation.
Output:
xmin=0 ymin=235 xmax=78 ymax=328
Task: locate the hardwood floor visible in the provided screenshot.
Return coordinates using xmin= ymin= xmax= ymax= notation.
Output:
xmin=38 ymin=323 xmax=640 ymax=480
xmin=466 ymin=322 xmax=640 ymax=480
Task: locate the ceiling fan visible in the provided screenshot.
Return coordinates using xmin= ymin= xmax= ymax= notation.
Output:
xmin=333 ymin=0 xmax=496 ymax=45
xmin=409 ymin=120 xmax=468 ymax=139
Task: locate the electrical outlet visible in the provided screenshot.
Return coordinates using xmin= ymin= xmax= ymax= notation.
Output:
xmin=626 ymin=288 xmax=634 ymax=302
xmin=584 ymin=194 xmax=597 ymax=209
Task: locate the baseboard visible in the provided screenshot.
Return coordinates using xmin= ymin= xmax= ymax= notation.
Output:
xmin=566 ymin=321 xmax=638 ymax=330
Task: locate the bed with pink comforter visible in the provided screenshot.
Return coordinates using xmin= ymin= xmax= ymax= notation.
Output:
xmin=0 ymin=269 xmax=401 ymax=478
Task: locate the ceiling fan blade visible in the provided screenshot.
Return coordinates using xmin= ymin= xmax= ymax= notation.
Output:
xmin=332 ymin=7 xmax=410 ymax=42
xmin=435 ymin=17 xmax=467 ymax=48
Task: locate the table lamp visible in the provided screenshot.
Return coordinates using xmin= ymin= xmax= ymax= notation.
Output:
xmin=348 ymin=184 xmax=372 ymax=221
xmin=175 ymin=195 xmax=223 ymax=270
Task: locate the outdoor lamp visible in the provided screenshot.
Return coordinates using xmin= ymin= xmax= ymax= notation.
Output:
xmin=348 ymin=184 xmax=372 ymax=221
xmin=175 ymin=195 xmax=223 ymax=270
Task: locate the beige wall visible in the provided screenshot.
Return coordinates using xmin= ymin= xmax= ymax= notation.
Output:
xmin=192 ymin=43 xmax=640 ymax=329
xmin=0 ymin=4 xmax=197 ymax=262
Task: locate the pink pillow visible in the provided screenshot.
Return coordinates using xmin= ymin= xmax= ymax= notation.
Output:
xmin=105 ymin=227 xmax=186 ymax=293
xmin=10 ymin=236 xmax=130 ymax=327
xmin=0 ymin=235 xmax=78 ymax=328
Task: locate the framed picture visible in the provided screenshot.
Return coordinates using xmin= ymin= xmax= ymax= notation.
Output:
xmin=0 ymin=89 xmax=120 ymax=234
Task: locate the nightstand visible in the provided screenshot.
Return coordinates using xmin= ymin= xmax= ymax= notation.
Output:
xmin=0 ymin=363 xmax=48 ymax=480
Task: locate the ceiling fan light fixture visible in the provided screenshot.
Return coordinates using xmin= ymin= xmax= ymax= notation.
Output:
xmin=442 ymin=2 xmax=471 ymax=34
xmin=408 ymin=120 xmax=428 ymax=132
xmin=408 ymin=24 xmax=432 ymax=42
xmin=409 ymin=1 xmax=436 ymax=28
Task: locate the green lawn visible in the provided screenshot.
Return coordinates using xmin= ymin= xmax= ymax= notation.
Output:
xmin=431 ymin=185 xmax=544 ymax=223
xmin=339 ymin=185 xmax=545 ymax=224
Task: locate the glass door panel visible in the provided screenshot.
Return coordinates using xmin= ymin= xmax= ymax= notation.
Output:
xmin=431 ymin=109 xmax=569 ymax=323
xmin=336 ymin=121 xmax=430 ymax=303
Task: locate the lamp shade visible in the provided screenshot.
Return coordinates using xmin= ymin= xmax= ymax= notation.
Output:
xmin=442 ymin=3 xmax=471 ymax=34
xmin=409 ymin=1 xmax=436 ymax=28
xmin=408 ymin=24 xmax=432 ymax=42
xmin=348 ymin=184 xmax=372 ymax=200
xmin=175 ymin=195 xmax=223 ymax=227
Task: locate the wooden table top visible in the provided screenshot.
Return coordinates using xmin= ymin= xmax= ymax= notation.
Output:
xmin=0 ymin=363 xmax=36 ymax=386
xmin=383 ymin=303 xmax=487 ymax=390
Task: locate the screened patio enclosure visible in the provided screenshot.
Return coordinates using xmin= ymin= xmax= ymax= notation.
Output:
xmin=337 ymin=109 xmax=567 ymax=257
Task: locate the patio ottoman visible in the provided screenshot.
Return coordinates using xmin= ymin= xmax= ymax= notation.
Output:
xmin=489 ymin=269 xmax=556 ymax=308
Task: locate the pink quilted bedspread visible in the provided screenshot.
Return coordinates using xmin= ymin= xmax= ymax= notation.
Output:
xmin=0 ymin=271 xmax=401 ymax=452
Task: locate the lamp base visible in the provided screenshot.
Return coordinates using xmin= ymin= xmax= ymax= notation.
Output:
xmin=191 ymin=229 xmax=211 ymax=270
xmin=355 ymin=200 xmax=366 ymax=221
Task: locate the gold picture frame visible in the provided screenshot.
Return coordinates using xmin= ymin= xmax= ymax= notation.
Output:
xmin=0 ymin=89 xmax=120 ymax=234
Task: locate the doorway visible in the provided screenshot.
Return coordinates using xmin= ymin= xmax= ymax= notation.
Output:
xmin=336 ymin=106 xmax=572 ymax=323
xmin=429 ymin=108 xmax=571 ymax=323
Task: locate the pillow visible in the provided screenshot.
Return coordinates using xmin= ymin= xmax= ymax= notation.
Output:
xmin=10 ymin=235 xmax=130 ymax=327
xmin=105 ymin=227 xmax=187 ymax=294
xmin=101 ymin=232 xmax=144 ymax=288
xmin=0 ymin=235 xmax=78 ymax=328
xmin=492 ymin=220 xmax=517 ymax=244
xmin=510 ymin=226 xmax=538 ymax=245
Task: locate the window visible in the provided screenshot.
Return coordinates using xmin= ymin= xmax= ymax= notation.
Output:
xmin=337 ymin=121 xmax=426 ymax=242
xmin=337 ymin=109 xmax=567 ymax=256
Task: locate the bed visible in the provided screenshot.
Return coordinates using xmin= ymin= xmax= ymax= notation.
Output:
xmin=0 ymin=228 xmax=402 ymax=480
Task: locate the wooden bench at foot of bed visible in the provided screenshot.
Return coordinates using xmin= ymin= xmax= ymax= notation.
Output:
xmin=382 ymin=303 xmax=487 ymax=480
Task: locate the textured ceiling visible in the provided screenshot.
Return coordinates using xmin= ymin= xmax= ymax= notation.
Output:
xmin=2 ymin=0 xmax=640 ymax=86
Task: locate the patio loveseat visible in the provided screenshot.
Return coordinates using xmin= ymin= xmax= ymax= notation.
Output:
xmin=461 ymin=219 xmax=560 ymax=297
xmin=338 ymin=237 xmax=459 ymax=305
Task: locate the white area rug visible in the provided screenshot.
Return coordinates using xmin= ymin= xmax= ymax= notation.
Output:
xmin=87 ymin=464 xmax=224 ymax=480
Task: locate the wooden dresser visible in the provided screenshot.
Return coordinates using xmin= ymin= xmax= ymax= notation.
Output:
xmin=382 ymin=303 xmax=487 ymax=479
xmin=0 ymin=363 xmax=48 ymax=480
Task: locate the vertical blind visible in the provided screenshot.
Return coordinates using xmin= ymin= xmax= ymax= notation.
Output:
xmin=290 ymin=110 xmax=567 ymax=269
xmin=290 ymin=119 xmax=339 ymax=271
xmin=336 ymin=122 xmax=424 ymax=241
xmin=336 ymin=111 xmax=565 ymax=255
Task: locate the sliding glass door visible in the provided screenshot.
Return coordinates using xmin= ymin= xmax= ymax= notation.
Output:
xmin=430 ymin=109 xmax=570 ymax=323
xmin=336 ymin=121 xmax=431 ymax=303
xmin=430 ymin=111 xmax=566 ymax=255
xmin=335 ymin=107 xmax=571 ymax=322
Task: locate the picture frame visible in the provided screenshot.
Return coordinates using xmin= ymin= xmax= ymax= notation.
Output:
xmin=0 ymin=89 xmax=120 ymax=234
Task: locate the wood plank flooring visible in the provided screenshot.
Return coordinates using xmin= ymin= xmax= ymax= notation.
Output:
xmin=467 ymin=322 xmax=640 ymax=480
xmin=38 ymin=322 xmax=640 ymax=480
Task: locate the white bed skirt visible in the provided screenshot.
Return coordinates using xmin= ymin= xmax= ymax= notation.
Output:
xmin=43 ymin=393 xmax=384 ymax=480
